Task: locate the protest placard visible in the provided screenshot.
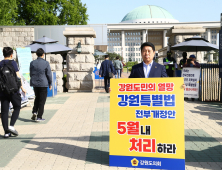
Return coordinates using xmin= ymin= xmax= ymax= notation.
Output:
xmin=182 ymin=68 xmax=200 ymax=98
xmin=16 ymin=47 xmax=33 ymax=83
xmin=110 ymin=78 xmax=185 ymax=170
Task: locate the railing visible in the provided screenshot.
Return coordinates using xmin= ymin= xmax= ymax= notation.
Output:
xmin=200 ymin=64 xmax=221 ymax=102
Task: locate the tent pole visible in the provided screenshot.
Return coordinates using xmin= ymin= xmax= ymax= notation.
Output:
xmin=196 ymin=46 xmax=197 ymax=58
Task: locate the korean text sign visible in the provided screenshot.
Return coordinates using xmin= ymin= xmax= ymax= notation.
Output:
xmin=110 ymin=78 xmax=185 ymax=170
xmin=182 ymin=68 xmax=200 ymax=98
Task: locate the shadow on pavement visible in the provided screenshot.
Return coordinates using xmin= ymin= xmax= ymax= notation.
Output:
xmin=21 ymin=140 xmax=109 ymax=165
xmin=187 ymin=101 xmax=222 ymax=126
xmin=17 ymin=117 xmax=36 ymax=123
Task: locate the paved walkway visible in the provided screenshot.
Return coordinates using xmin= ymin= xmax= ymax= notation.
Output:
xmin=0 ymin=75 xmax=222 ymax=170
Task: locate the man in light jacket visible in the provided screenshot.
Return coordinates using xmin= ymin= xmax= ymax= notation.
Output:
xmin=30 ymin=48 xmax=52 ymax=122
xmin=113 ymin=56 xmax=123 ymax=78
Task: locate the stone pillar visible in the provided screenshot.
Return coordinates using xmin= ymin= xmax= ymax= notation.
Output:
xmin=121 ymin=30 xmax=125 ymax=61
xmin=207 ymin=29 xmax=211 ymax=43
xmin=163 ymin=30 xmax=167 ymax=47
xmin=63 ymin=28 xmax=96 ymax=92
xmin=142 ymin=30 xmax=146 ymax=43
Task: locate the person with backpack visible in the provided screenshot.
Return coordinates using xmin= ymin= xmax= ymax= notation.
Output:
xmin=30 ymin=48 xmax=52 ymax=122
xmin=0 ymin=47 xmax=26 ymax=138
xmin=113 ymin=56 xmax=123 ymax=78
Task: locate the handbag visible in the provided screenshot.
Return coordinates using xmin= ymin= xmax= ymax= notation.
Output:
xmin=108 ymin=60 xmax=113 ymax=78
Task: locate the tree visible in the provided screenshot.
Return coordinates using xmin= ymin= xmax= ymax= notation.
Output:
xmin=0 ymin=0 xmax=23 ymax=25
xmin=58 ymin=0 xmax=88 ymax=25
xmin=17 ymin=0 xmax=59 ymax=25
xmin=14 ymin=0 xmax=88 ymax=25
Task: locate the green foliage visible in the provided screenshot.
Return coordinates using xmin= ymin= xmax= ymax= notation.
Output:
xmin=0 ymin=0 xmax=88 ymax=25
xmin=126 ymin=61 xmax=138 ymax=68
xmin=58 ymin=0 xmax=88 ymax=25
xmin=0 ymin=0 xmax=23 ymax=25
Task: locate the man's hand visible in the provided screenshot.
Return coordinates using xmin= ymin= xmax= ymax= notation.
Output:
xmin=50 ymin=86 xmax=52 ymax=90
xmin=182 ymin=84 xmax=185 ymax=90
xmin=190 ymin=61 xmax=195 ymax=65
xmin=109 ymin=87 xmax=111 ymax=93
xmin=99 ymin=75 xmax=101 ymax=77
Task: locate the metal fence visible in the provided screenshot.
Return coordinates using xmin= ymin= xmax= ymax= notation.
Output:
xmin=200 ymin=64 xmax=221 ymax=102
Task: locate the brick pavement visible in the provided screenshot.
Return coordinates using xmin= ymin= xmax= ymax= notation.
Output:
xmin=0 ymin=75 xmax=221 ymax=169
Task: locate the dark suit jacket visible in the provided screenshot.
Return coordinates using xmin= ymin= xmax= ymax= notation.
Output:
xmin=99 ymin=60 xmax=115 ymax=77
xmin=129 ymin=61 xmax=168 ymax=78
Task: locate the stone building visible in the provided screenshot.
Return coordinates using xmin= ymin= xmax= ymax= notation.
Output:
xmin=106 ymin=5 xmax=220 ymax=63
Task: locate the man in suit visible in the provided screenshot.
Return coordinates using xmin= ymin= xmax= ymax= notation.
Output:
xmin=99 ymin=55 xmax=115 ymax=93
xmin=129 ymin=42 xmax=168 ymax=78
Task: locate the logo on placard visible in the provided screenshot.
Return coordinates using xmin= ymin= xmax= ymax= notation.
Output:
xmin=131 ymin=158 xmax=139 ymax=166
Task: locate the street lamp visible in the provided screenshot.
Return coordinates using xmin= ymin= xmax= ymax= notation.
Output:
xmin=77 ymin=42 xmax=82 ymax=53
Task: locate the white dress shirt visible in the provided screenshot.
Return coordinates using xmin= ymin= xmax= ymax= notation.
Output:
xmin=143 ymin=61 xmax=153 ymax=78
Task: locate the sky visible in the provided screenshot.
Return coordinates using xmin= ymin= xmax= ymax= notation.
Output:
xmin=81 ymin=0 xmax=222 ymax=24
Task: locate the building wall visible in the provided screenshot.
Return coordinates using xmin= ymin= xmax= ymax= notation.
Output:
xmin=0 ymin=27 xmax=34 ymax=48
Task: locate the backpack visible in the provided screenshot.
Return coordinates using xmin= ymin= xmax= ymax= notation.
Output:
xmin=0 ymin=60 xmax=21 ymax=94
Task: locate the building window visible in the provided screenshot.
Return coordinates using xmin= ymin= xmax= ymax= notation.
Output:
xmin=125 ymin=38 xmax=127 ymax=41
xmin=128 ymin=43 xmax=130 ymax=46
xmin=128 ymin=33 xmax=130 ymax=35
xmin=128 ymin=48 xmax=130 ymax=51
xmin=131 ymin=48 xmax=133 ymax=51
xmin=136 ymin=58 xmax=138 ymax=61
xmin=212 ymin=36 xmax=214 ymax=39
xmin=118 ymin=38 xmax=119 ymax=41
xmin=128 ymin=37 xmax=130 ymax=40
xmin=126 ymin=53 xmax=127 ymax=56
xmin=125 ymin=43 xmax=127 ymax=46
xmin=136 ymin=32 xmax=137 ymax=35
xmin=136 ymin=53 xmax=138 ymax=56
xmin=118 ymin=48 xmax=120 ymax=51
xmin=131 ymin=37 xmax=133 ymax=40
xmin=118 ymin=33 xmax=120 ymax=36
xmin=131 ymin=33 xmax=132 ymax=35
xmin=133 ymin=33 xmax=135 ymax=35
xmin=215 ymin=35 xmax=216 ymax=39
xmin=126 ymin=48 xmax=127 ymax=51
xmin=133 ymin=37 xmax=135 ymax=41
xmin=118 ymin=43 xmax=120 ymax=46
xmin=133 ymin=43 xmax=135 ymax=46
xmin=115 ymin=43 xmax=117 ymax=46
xmin=138 ymin=32 xmax=140 ymax=35
xmin=125 ymin=33 xmax=127 ymax=36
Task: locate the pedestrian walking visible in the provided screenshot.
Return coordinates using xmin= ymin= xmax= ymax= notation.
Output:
xmin=30 ymin=48 xmax=52 ymax=122
xmin=0 ymin=47 xmax=26 ymax=138
xmin=113 ymin=56 xmax=123 ymax=78
xmin=99 ymin=55 xmax=115 ymax=93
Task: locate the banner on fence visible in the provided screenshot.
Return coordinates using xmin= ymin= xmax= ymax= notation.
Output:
xmin=110 ymin=78 xmax=185 ymax=170
xmin=182 ymin=68 xmax=200 ymax=98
